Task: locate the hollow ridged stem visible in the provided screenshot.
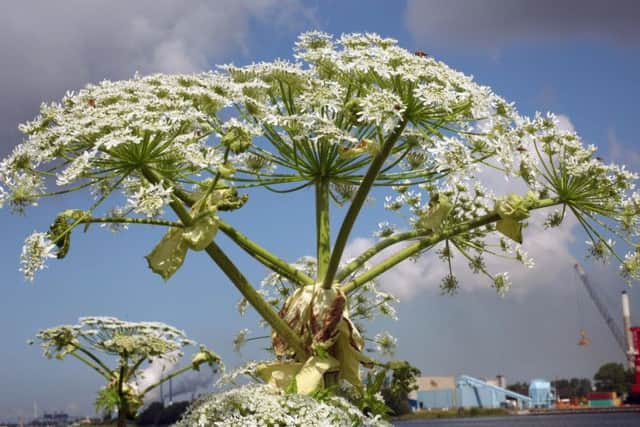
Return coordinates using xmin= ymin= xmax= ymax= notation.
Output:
xmin=335 ymin=230 xmax=423 ymax=282
xmin=204 ymin=241 xmax=308 ymax=359
xmin=141 ymin=364 xmax=194 ymax=395
xmin=322 ymin=120 xmax=408 ymax=289
xmin=316 ymin=178 xmax=331 ymax=281
xmin=81 ymin=217 xmax=184 ymax=228
xmin=142 ymin=168 xmax=308 ymax=360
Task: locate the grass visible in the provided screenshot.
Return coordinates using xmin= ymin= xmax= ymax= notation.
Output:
xmin=395 ymin=407 xmax=510 ymax=421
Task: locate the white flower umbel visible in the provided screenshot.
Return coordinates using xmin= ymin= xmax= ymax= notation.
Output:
xmin=34 ymin=317 xmax=219 ymax=425
xmin=20 ymin=232 xmax=57 ymax=281
xmin=358 ymin=89 xmax=406 ymax=132
xmin=373 ymin=332 xmax=398 ymax=357
xmin=126 ymin=181 xmax=173 ymax=218
xmin=174 ymin=384 xmax=390 ymax=427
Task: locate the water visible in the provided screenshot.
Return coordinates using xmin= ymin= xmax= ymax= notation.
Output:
xmin=394 ymin=412 xmax=640 ymax=427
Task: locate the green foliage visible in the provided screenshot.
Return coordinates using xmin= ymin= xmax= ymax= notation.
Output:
xmin=594 ymin=362 xmax=634 ymax=395
xmin=554 ymin=377 xmax=592 ymax=399
xmin=380 ymin=360 xmax=420 ymax=416
xmin=356 ymin=369 xmax=392 ymax=418
xmin=507 ymin=381 xmax=529 ymax=397
xmin=95 ymin=387 xmax=121 ymax=417
xmin=396 ymin=407 xmax=508 ymax=421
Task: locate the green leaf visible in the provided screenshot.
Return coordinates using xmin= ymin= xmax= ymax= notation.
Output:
xmin=496 ymin=218 xmax=523 ymax=244
xmin=145 ymin=227 xmax=189 ymax=280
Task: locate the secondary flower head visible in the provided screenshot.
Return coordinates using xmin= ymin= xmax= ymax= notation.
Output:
xmin=35 ymin=317 xmax=196 ymax=361
xmin=20 ymin=232 xmax=57 ymax=281
xmin=373 ymin=332 xmax=398 ymax=357
xmin=126 ymin=181 xmax=174 ymax=218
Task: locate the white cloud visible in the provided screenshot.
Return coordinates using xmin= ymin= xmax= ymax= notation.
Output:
xmin=556 ymin=114 xmax=575 ymax=133
xmin=0 ymin=0 xmax=315 ymax=154
xmin=607 ymin=127 xmax=640 ymax=170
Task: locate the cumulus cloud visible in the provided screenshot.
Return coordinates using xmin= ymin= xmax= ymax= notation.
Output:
xmin=607 ymin=128 xmax=640 ymax=170
xmin=346 ymin=211 xmax=579 ymax=300
xmin=0 ymin=0 xmax=314 ymax=154
xmin=405 ymin=0 xmax=640 ymax=50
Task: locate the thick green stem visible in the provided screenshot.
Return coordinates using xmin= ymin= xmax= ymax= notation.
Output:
xmin=204 ymin=242 xmax=308 ymax=360
xmin=218 ymin=220 xmax=314 ymax=286
xmin=341 ymin=239 xmax=433 ymax=294
xmin=335 ymin=230 xmax=422 ymax=282
xmin=316 ymin=178 xmax=331 ymax=282
xmin=117 ymin=361 xmax=128 ymax=427
xmin=125 ymin=356 xmax=147 ymax=382
xmin=322 ymin=121 xmax=407 ymax=289
xmin=341 ymin=197 xmax=561 ymax=294
xmin=81 ymin=217 xmax=184 ymax=228
xmin=166 ymin=178 xmax=314 ymax=287
xmin=142 ymin=168 xmax=307 ymax=360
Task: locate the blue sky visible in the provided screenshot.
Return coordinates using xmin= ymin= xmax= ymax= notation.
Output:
xmin=1 ymin=0 xmax=639 ymax=421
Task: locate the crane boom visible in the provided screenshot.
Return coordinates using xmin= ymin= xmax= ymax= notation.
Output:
xmin=573 ymin=264 xmax=627 ymax=353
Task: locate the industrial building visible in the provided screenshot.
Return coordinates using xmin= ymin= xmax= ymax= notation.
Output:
xmin=410 ymin=375 xmax=539 ymax=410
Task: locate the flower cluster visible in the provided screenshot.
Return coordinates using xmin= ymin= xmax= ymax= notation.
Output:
xmin=174 ymin=384 xmax=389 ymax=427
xmin=4 ymin=31 xmax=637 ymax=289
xmin=35 ymin=316 xmax=194 ymax=360
xmin=126 ymin=181 xmax=174 ymax=218
xmin=373 ymin=332 xmax=397 ymax=358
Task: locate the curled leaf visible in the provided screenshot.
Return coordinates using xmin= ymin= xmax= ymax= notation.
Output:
xmin=145 ymin=227 xmax=189 ymax=280
xmin=494 ymin=193 xmax=535 ymax=243
xmin=48 ymin=209 xmax=89 ymax=259
xmin=145 ymin=192 xmax=219 ymax=280
xmin=192 ymin=345 xmax=222 ymax=371
xmin=256 ymin=361 xmax=304 ymax=390
xmin=295 ymin=355 xmax=339 ymax=394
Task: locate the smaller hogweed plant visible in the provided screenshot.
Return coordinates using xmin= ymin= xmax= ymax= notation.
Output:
xmin=3 ymin=31 xmax=640 ymax=424
xmin=30 ymin=317 xmax=220 ymax=427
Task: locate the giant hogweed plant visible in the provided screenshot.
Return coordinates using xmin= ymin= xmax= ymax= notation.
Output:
xmin=3 ymin=32 xmax=640 ymax=404
xmin=30 ymin=317 xmax=220 ymax=427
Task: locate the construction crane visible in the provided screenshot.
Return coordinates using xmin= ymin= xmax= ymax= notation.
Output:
xmin=573 ymin=263 xmax=640 ymax=402
xmin=573 ymin=264 xmax=627 ymax=353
